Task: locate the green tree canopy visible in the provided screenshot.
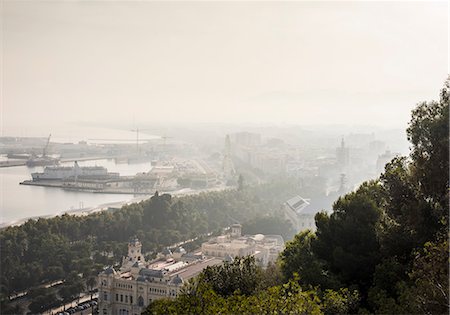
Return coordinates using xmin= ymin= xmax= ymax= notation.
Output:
xmin=312 ymin=181 xmax=383 ymax=292
xmin=280 ymin=79 xmax=449 ymax=313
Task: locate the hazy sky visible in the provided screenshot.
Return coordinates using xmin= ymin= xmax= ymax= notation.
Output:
xmin=1 ymin=1 xmax=448 ymax=135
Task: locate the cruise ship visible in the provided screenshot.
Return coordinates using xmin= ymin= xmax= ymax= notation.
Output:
xmin=31 ymin=161 xmax=118 ymax=181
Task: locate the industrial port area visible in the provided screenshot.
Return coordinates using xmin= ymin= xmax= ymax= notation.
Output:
xmin=1 ymin=133 xmax=228 ymax=195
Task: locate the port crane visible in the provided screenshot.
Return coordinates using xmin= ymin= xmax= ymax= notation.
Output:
xmin=26 ymin=134 xmax=59 ymax=167
xmin=130 ymin=128 xmax=155 ymax=154
xmin=161 ymin=135 xmax=173 ymax=152
xmin=130 ymin=129 xmax=173 ymax=153
xmin=42 ymin=134 xmax=51 ymax=157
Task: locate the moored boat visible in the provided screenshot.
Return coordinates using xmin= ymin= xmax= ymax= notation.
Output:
xmin=31 ymin=161 xmax=119 ymax=181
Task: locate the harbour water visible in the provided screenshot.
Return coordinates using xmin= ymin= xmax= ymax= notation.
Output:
xmin=0 ymin=158 xmax=154 ymax=226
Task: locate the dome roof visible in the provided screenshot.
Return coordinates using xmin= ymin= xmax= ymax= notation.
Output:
xmin=104 ymin=267 xmax=116 ymax=275
xmin=171 ymin=274 xmax=184 ymax=285
xmin=174 ymin=246 xmax=186 ymax=254
xmin=223 ymin=254 xmax=234 ymax=263
xmin=129 ymin=237 xmax=140 ymax=245
xmin=253 ymin=234 xmax=265 ymax=241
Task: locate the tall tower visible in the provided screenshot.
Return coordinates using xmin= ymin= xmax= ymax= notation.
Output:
xmin=222 ymin=135 xmax=236 ymax=177
xmin=231 ymin=224 xmax=242 ymax=238
xmin=336 ymin=137 xmax=350 ymax=168
xmin=338 ymin=173 xmax=347 ymax=194
xmin=127 ymin=237 xmax=143 ymax=263
xmin=121 ymin=237 xmax=145 ymax=270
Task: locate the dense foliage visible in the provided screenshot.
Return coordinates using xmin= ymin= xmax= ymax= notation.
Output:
xmin=242 ymin=216 xmax=295 ymax=241
xmin=280 ymin=79 xmax=449 ymax=313
xmin=144 ymin=257 xmax=359 ymax=315
xmin=0 ymin=176 xmax=302 ymax=311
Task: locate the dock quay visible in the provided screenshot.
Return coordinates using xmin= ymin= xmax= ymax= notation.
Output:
xmin=0 ymin=160 xmax=27 ymax=167
xmin=60 ymin=156 xmax=111 ymax=163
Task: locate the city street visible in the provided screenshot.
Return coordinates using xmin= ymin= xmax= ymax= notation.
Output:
xmin=44 ymin=293 xmax=98 ymax=315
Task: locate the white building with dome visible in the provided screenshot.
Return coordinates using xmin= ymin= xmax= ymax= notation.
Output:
xmin=201 ymin=224 xmax=285 ymax=267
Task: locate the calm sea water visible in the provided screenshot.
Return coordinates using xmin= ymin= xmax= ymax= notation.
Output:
xmin=3 ymin=124 xmax=160 ymax=144
xmin=0 ymin=159 xmax=153 ymax=225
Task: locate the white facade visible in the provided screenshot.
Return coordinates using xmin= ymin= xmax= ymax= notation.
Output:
xmin=201 ymin=225 xmax=285 ymax=267
xmin=98 ymin=239 xmax=222 ymax=315
xmin=283 ymin=195 xmax=316 ymax=232
xmin=202 ymin=237 xmax=256 ymax=258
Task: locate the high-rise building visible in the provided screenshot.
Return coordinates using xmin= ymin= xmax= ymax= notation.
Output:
xmin=336 ymin=138 xmax=350 ymax=168
xmin=222 ymin=135 xmax=235 ymax=178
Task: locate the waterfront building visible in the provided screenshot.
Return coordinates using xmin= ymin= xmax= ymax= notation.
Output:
xmin=62 ymin=178 xmax=107 ymax=190
xmin=98 ymin=238 xmax=222 ymax=315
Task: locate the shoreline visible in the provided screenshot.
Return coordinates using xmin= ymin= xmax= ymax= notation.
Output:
xmin=0 ymin=195 xmax=151 ymax=230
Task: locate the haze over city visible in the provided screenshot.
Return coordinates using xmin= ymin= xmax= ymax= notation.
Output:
xmin=0 ymin=1 xmax=449 ymax=315
xmin=2 ymin=1 xmax=448 ymax=136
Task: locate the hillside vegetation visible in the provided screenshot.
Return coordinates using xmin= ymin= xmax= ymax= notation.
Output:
xmin=1 ymin=173 xmax=299 ymax=312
